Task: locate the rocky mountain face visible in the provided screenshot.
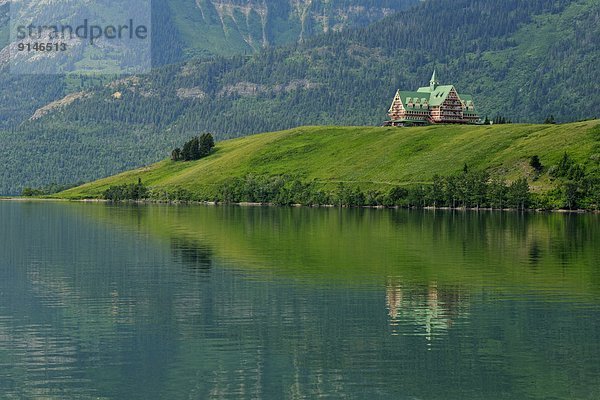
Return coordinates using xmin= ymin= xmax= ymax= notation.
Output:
xmin=0 ymin=0 xmax=418 ymax=62
xmin=164 ymin=0 xmax=418 ymax=57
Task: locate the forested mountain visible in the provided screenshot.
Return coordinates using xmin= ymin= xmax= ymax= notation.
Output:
xmin=0 ymin=0 xmax=599 ymax=194
xmin=0 ymin=0 xmax=417 ymax=128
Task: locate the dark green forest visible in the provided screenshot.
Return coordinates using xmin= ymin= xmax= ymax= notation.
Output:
xmin=0 ymin=0 xmax=598 ymax=194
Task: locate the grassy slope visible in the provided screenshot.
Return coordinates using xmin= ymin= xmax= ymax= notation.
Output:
xmin=58 ymin=120 xmax=600 ymax=199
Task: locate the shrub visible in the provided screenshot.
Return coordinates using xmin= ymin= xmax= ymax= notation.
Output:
xmin=530 ymin=155 xmax=543 ymax=173
xmin=103 ymin=180 xmax=148 ymax=201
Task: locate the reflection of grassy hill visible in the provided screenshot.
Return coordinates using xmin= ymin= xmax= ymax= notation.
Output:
xmin=58 ymin=121 xmax=600 ymax=200
xmin=81 ymin=203 xmax=600 ymax=298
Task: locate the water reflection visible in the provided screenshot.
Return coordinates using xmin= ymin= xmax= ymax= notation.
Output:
xmin=0 ymin=202 xmax=598 ymax=399
xmin=386 ymin=277 xmax=469 ymax=343
xmin=528 ymin=241 xmax=542 ymax=269
xmin=170 ymin=237 xmax=213 ymax=274
xmin=85 ymin=205 xmax=600 ymax=298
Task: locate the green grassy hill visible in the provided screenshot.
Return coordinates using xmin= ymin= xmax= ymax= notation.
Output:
xmin=57 ymin=121 xmax=600 ymax=203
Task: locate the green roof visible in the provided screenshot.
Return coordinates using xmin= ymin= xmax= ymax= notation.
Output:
xmin=395 ymin=74 xmax=477 ymax=114
xmin=428 ymin=85 xmax=455 ymax=106
xmin=397 ymin=90 xmax=431 ymax=110
xmin=412 ymin=85 xmax=476 ymax=108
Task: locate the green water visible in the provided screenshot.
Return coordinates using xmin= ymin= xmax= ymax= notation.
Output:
xmin=0 ymin=202 xmax=598 ymax=399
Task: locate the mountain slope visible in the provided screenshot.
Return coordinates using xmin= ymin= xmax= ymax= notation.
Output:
xmin=56 ymin=121 xmax=600 ymax=203
xmin=0 ymin=0 xmax=417 ymax=59
xmin=166 ymin=0 xmax=419 ymax=57
xmin=22 ymin=0 xmax=600 ymax=132
xmin=0 ymin=0 xmax=417 ymax=127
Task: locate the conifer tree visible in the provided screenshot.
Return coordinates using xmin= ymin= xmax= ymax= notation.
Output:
xmin=198 ymin=133 xmax=215 ymax=157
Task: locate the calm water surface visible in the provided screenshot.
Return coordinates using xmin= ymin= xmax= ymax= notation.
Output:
xmin=0 ymin=202 xmax=599 ymax=399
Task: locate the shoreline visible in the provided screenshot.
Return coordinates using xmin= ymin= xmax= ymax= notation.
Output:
xmin=1 ymin=196 xmax=595 ymax=213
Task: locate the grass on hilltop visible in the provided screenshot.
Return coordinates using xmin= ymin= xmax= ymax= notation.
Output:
xmin=56 ymin=120 xmax=600 ymax=200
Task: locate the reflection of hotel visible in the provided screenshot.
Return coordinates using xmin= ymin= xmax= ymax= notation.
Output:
xmin=386 ymin=277 xmax=469 ymax=343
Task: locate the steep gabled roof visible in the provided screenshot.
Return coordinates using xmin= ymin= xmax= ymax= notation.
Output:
xmin=391 ymin=72 xmax=478 ymax=118
xmin=398 ymin=85 xmax=476 ymax=108
xmin=460 ymin=94 xmax=475 ymax=110
xmin=397 ymin=90 xmax=431 ymax=111
xmin=426 ymin=85 xmax=456 ymax=106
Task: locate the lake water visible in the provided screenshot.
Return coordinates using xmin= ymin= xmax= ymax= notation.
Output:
xmin=0 ymin=201 xmax=598 ymax=399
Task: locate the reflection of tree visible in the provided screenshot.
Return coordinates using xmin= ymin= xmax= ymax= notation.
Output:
xmin=385 ymin=277 xmax=469 ymax=343
xmin=528 ymin=241 xmax=541 ymax=269
xmin=170 ymin=238 xmax=213 ymax=274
